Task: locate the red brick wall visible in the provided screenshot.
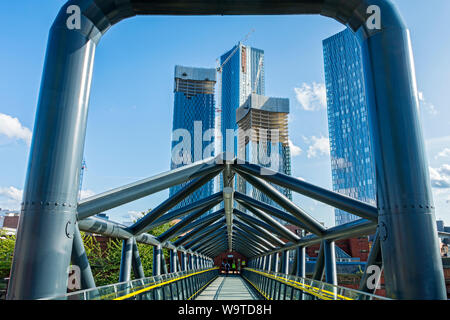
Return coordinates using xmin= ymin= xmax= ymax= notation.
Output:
xmin=305 ymin=237 xmax=370 ymax=261
xmin=3 ymin=216 xmax=19 ymax=229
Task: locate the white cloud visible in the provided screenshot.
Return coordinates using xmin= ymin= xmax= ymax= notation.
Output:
xmin=435 ymin=148 xmax=450 ymax=159
xmin=429 ymin=165 xmax=450 ymax=188
xmin=0 ymin=113 xmax=32 ymax=145
xmin=288 ymin=139 xmax=302 ymax=157
xmin=306 ymin=136 xmax=330 ymax=158
xmin=0 ymin=186 xmax=23 ymax=210
xmin=294 ymin=82 xmax=327 ymax=111
xmin=418 ymin=91 xmax=437 ymax=116
xmin=79 ymin=189 xmax=96 ymax=200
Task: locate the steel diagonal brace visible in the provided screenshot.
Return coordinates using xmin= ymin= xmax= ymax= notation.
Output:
xmin=157 ymin=195 xmax=223 ymax=242
xmin=234 ymin=169 xmax=326 ymax=235
xmin=127 ymin=172 xmax=223 ymax=236
xmin=174 ymin=218 xmax=225 ymax=247
xmin=233 ymin=162 xmax=378 ymax=221
xmin=77 ymin=157 xmax=223 ymax=219
xmin=233 ymin=209 xmax=286 ymax=246
xmin=234 ymin=193 xmax=300 ymax=243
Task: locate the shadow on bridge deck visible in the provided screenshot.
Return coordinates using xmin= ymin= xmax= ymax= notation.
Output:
xmin=195 ymin=275 xmax=261 ymax=300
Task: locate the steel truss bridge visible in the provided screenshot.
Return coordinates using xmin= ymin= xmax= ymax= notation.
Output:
xmin=6 ymin=0 xmax=447 ymax=300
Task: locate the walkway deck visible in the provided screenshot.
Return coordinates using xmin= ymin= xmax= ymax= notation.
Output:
xmin=195 ymin=275 xmax=261 ymax=300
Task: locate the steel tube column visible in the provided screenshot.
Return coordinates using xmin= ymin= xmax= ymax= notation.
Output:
xmin=296 ymin=247 xmax=306 ymax=278
xmin=131 ymin=238 xmax=145 ymax=279
xmin=354 ymin=0 xmax=446 ymax=299
xmin=312 ymin=242 xmax=325 ymax=281
xmin=323 ymin=240 xmax=337 ymax=286
xmin=6 ymin=12 xmax=97 ymax=299
xmin=119 ymin=238 xmax=133 ymax=282
xmin=282 ymin=251 xmax=289 ymax=275
xmin=153 ymin=245 xmax=162 ymax=276
xmin=170 ymin=249 xmax=178 ymax=273
xmin=70 ymin=226 xmax=96 ymax=289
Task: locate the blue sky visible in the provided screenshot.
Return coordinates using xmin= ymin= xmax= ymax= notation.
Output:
xmin=0 ymin=1 xmax=449 ymax=227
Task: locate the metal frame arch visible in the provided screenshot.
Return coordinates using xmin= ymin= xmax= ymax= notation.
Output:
xmin=8 ymin=0 xmax=445 ymax=300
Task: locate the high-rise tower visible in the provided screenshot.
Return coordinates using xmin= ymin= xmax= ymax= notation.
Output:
xmin=219 ymin=43 xmax=265 ymax=157
xmin=236 ymin=94 xmax=293 ymax=213
xmin=169 ymin=65 xmax=216 ymax=212
xmin=323 ymin=28 xmax=376 ymax=226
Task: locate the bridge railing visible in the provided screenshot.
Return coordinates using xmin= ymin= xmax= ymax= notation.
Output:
xmin=41 ymin=267 xmax=219 ymax=300
xmin=242 ymin=268 xmax=390 ymax=300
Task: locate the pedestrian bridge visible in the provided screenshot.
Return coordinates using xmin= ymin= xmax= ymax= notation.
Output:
xmin=6 ymin=0 xmax=448 ymax=301
xmin=42 ymin=268 xmax=387 ymax=300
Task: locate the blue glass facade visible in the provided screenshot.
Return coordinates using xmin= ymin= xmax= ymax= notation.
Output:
xmin=323 ymin=29 xmax=376 ymax=226
xmin=220 ymin=44 xmax=265 ymax=156
xmin=169 ymin=65 xmax=216 ymax=212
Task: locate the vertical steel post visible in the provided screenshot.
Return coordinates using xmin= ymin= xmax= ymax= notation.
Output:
xmin=131 ymin=238 xmax=145 ymax=279
xmin=70 ymin=226 xmax=96 ymax=289
xmin=296 ymin=247 xmax=306 ymax=278
xmin=273 ymin=253 xmax=279 ymax=273
xmin=312 ymin=242 xmax=325 ymax=281
xmin=266 ymin=255 xmax=272 ymax=272
xmin=188 ymin=253 xmax=193 ymax=270
xmin=323 ymin=240 xmax=337 ymax=286
xmin=170 ymin=249 xmax=178 ymax=273
xmin=355 ymin=0 xmax=446 ymax=299
xmin=161 ymin=251 xmax=168 ymax=275
xmin=119 ymin=238 xmax=133 ymax=282
xmin=7 ymin=8 xmax=98 ymax=299
xmin=153 ymin=245 xmax=162 ymax=276
xmin=181 ymin=252 xmax=187 ymax=271
xmin=282 ymin=251 xmax=289 ymax=275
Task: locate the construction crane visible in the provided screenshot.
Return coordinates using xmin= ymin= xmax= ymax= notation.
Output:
xmin=78 ymin=158 xmax=87 ymax=201
xmin=215 ymin=28 xmax=255 ymax=115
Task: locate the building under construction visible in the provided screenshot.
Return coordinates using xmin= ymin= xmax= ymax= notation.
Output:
xmin=236 ymin=93 xmax=293 ymax=212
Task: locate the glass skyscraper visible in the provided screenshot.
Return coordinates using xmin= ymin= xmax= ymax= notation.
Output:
xmin=323 ymin=28 xmax=376 ymax=226
xmin=219 ymin=43 xmax=265 ymax=156
xmin=169 ymin=65 xmax=216 ymax=212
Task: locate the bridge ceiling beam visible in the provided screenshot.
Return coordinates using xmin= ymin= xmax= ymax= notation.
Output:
xmin=77 ymin=158 xmax=223 ymax=219
xmin=148 ymin=197 xmax=222 ymax=231
xmin=234 ymin=194 xmax=300 ymax=243
xmin=233 ymin=162 xmax=378 ymax=222
xmin=233 ymin=209 xmax=286 ymax=246
xmin=233 ymin=229 xmax=272 ymax=253
xmin=234 ymin=219 xmax=280 ymax=249
xmin=195 ymin=233 xmax=228 ymax=254
xmin=188 ymin=226 xmax=227 ymax=251
xmin=127 ymin=180 xmax=223 ymax=236
xmin=157 ymin=197 xmax=223 ymax=242
xmin=234 ymin=191 xmax=306 ymax=230
xmin=173 ymin=209 xmax=224 ymax=238
xmin=173 ymin=215 xmax=225 ymax=247
xmin=174 ymin=218 xmax=225 ymax=248
xmin=234 ymin=170 xmax=326 ymax=235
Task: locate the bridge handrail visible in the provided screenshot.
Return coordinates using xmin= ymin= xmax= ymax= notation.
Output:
xmin=40 ymin=267 xmax=219 ymax=300
xmin=243 ymin=268 xmax=390 ymax=300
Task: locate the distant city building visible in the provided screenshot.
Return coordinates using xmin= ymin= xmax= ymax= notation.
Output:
xmin=236 ymin=94 xmax=292 ymax=208
xmin=0 ymin=209 xmax=20 ymax=234
xmin=323 ymin=28 xmax=376 ymax=226
xmin=169 ymin=65 xmax=216 ymax=213
xmin=219 ymin=43 xmax=265 ymax=157
xmin=437 ymin=219 xmax=445 ymax=232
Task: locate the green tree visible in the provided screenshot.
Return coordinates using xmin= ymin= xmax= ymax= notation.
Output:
xmin=0 ymin=231 xmax=15 ymax=279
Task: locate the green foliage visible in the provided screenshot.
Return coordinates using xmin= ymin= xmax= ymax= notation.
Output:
xmin=0 ymin=219 xmax=177 ymax=287
xmin=0 ymin=231 xmax=15 ymax=278
xmin=81 ymin=221 xmax=174 ymax=286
